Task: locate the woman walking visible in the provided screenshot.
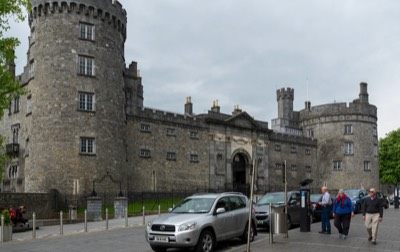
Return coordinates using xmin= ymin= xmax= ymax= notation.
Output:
xmin=332 ymin=189 xmax=354 ymax=239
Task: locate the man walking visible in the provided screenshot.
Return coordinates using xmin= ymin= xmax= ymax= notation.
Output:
xmin=318 ymin=186 xmax=331 ymax=234
xmin=362 ymin=187 xmax=383 ymax=245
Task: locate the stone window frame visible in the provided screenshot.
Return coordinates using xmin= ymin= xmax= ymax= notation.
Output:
xmin=344 ymin=124 xmax=353 ymax=135
xmin=13 ymin=96 xmax=20 ymax=113
xmin=77 ymin=55 xmax=95 ymax=76
xmin=305 ymin=148 xmax=311 ymax=155
xmin=305 ymin=165 xmax=311 ymax=173
xmin=333 ymin=160 xmax=342 ymax=171
xmin=26 ymin=94 xmax=32 ymax=116
xmin=274 ymin=144 xmax=281 ymax=152
xmin=166 ymin=127 xmax=176 ymax=136
xmin=290 ymin=164 xmax=297 ymax=171
xmin=80 ymin=137 xmax=96 ymax=155
xmin=140 ymin=124 xmax=151 ymax=133
xmin=275 ymin=162 xmax=282 ymax=170
xmin=8 ymin=165 xmax=18 ymax=179
xmin=29 ymin=59 xmax=35 ymax=79
xmin=166 ymin=152 xmax=176 ymax=161
xmin=78 ymin=92 xmax=95 ymax=112
xmin=307 ymin=128 xmax=314 ymax=138
xmin=79 ymin=22 xmax=95 ymax=41
xmin=290 ymin=146 xmax=297 ymax=153
xmin=373 ymin=144 xmax=378 ymax=157
xmin=363 ymin=161 xmax=371 ymax=172
xmin=140 ymin=149 xmax=151 ymax=158
xmin=344 ymin=142 xmax=354 ymax=155
xmin=190 ymin=154 xmax=199 ymax=163
xmin=190 ymin=131 xmax=199 ymax=139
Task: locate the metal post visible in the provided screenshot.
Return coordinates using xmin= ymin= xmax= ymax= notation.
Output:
xmin=284 ymin=160 xmax=288 ymax=238
xmin=125 ymin=207 xmax=128 ymax=227
xmin=158 ymin=205 xmax=161 ymax=217
xmin=106 ymin=208 xmax=109 ymax=230
xmin=269 ymin=203 xmax=273 ymax=244
xmin=32 ymin=213 xmax=36 ymax=239
xmin=84 ymin=210 xmax=88 ymax=232
xmin=142 ymin=206 xmax=145 ymax=225
xmin=1 ymin=215 xmax=4 ymax=243
xmin=60 ymin=211 xmax=63 ymax=235
xmin=246 ymin=158 xmax=256 ymax=252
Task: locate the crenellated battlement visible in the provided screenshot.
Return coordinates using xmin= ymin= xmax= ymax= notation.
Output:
xmin=276 ymin=87 xmax=294 ymax=101
xmin=28 ymin=0 xmax=127 ymax=39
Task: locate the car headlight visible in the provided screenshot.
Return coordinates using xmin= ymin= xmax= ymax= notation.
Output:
xmin=178 ymin=221 xmax=197 ymax=231
xmin=147 ymin=221 xmax=153 ymax=228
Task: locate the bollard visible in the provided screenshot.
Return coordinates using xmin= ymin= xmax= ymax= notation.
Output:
xmin=60 ymin=211 xmax=63 ymax=235
xmin=1 ymin=215 xmax=4 ymax=243
xmin=84 ymin=210 xmax=88 ymax=232
xmin=142 ymin=206 xmax=145 ymax=226
xmin=106 ymin=208 xmax=109 ymax=230
xmin=32 ymin=213 xmax=36 ymax=239
xmin=125 ymin=207 xmax=128 ymax=227
xmin=158 ymin=205 xmax=161 ymax=217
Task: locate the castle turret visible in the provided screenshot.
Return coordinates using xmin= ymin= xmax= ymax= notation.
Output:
xmin=359 ymin=82 xmax=369 ymax=104
xmin=277 ymin=88 xmax=294 ymax=120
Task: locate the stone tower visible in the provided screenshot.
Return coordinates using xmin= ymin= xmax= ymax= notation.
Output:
xmin=6 ymin=0 xmax=129 ymax=195
xmin=277 ymin=87 xmax=294 ymax=120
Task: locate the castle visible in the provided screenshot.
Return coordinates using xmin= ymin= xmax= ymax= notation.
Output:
xmin=1 ymin=0 xmax=379 ymax=198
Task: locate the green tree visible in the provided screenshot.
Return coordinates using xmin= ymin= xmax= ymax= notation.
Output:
xmin=0 ymin=0 xmax=31 ymax=182
xmin=379 ymin=128 xmax=400 ymax=186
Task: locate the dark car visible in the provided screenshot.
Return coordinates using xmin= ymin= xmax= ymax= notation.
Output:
xmin=344 ymin=189 xmax=368 ymax=213
xmin=359 ymin=191 xmax=389 ymax=210
xmin=310 ymin=194 xmax=334 ymax=222
xmin=254 ymin=191 xmax=302 ymax=229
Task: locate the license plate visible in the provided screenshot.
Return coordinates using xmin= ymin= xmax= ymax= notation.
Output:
xmin=154 ymin=236 xmax=169 ymax=243
xmin=257 ymin=220 xmax=264 ymax=224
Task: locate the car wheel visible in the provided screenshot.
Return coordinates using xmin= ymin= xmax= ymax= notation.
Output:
xmin=195 ymin=230 xmax=214 ymax=252
xmin=286 ymin=216 xmax=292 ymax=230
xmin=150 ymin=245 xmax=167 ymax=252
xmin=241 ymin=222 xmax=255 ymax=243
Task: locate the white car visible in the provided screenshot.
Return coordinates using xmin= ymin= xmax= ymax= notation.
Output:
xmin=145 ymin=192 xmax=257 ymax=252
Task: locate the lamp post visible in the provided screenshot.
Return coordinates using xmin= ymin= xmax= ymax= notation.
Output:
xmin=90 ymin=180 xmax=97 ymax=197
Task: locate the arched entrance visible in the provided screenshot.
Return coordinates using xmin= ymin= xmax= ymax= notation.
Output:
xmin=232 ymin=152 xmax=249 ymax=195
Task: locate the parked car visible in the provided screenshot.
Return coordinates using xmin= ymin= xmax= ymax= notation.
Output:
xmin=310 ymin=194 xmax=334 ymax=222
xmin=343 ymin=189 xmax=368 ymax=213
xmin=359 ymin=191 xmax=389 ymax=210
xmin=145 ymin=192 xmax=257 ymax=252
xmin=389 ymin=193 xmax=394 ymax=205
xmin=254 ymin=191 xmax=302 ymax=229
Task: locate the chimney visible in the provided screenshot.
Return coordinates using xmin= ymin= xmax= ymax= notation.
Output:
xmin=211 ymin=100 xmax=220 ymax=113
xmin=185 ymin=96 xmax=193 ymax=115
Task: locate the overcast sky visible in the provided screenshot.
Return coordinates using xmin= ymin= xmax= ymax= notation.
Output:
xmin=7 ymin=0 xmax=400 ymax=138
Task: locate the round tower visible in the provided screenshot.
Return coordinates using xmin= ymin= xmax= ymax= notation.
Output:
xmin=24 ymin=0 xmax=128 ymax=195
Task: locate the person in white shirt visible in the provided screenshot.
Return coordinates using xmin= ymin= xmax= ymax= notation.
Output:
xmin=318 ymin=186 xmax=332 ymax=234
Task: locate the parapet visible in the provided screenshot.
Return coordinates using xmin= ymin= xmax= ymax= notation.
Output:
xmin=276 ymin=87 xmax=294 ymax=101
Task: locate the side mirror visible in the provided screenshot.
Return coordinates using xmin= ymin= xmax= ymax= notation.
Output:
xmin=216 ymin=207 xmax=226 ymax=214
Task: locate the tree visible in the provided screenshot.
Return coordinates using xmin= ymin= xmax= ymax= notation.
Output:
xmin=379 ymin=128 xmax=400 ymax=186
xmin=0 ymin=0 xmax=31 ymax=182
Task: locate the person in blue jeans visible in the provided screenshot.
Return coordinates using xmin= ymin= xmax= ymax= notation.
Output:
xmin=333 ymin=189 xmax=354 ymax=239
xmin=318 ymin=186 xmax=332 ymax=234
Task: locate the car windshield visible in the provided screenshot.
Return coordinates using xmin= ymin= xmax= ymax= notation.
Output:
xmin=171 ymin=197 xmax=216 ymax=214
xmin=256 ymin=192 xmax=286 ymax=206
xmin=344 ymin=190 xmax=359 ymax=199
xmin=311 ymin=194 xmax=322 ymax=202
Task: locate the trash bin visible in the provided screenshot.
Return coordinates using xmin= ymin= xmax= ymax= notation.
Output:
xmin=271 ymin=205 xmax=287 ymax=234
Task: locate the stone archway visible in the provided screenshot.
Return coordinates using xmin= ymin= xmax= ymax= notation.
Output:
xmin=231 ymin=150 xmax=250 ymax=195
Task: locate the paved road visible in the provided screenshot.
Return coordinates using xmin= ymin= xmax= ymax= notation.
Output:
xmin=1 ymin=206 xmax=400 ymax=251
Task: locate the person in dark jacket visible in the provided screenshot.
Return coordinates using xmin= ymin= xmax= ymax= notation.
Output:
xmin=362 ymin=187 xmax=383 ymax=245
xmin=332 ymin=189 xmax=354 ymax=239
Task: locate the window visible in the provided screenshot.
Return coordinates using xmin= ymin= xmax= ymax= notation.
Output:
xmin=291 ymin=164 xmax=297 ymax=171
xmin=305 ymin=165 xmax=311 ymax=173
xmin=140 ymin=124 xmax=151 ymax=132
xmin=290 ymin=146 xmax=296 ymax=153
xmin=372 ymin=127 xmax=377 ymax=137
xmin=374 ymin=144 xmax=378 ymax=157
xmin=29 ymin=60 xmax=35 ymax=79
xmin=305 ymin=148 xmax=311 ymax=155
xmin=190 ymin=131 xmax=199 ymax=139
xmin=78 ymin=55 xmax=94 ymax=76
xmin=166 ymin=128 xmax=176 ymax=136
xmin=167 ymin=152 xmax=176 ymax=161
xmin=275 ymin=162 xmax=282 ymax=170
xmin=30 ymin=26 xmax=36 ymax=44
xmin=80 ymin=138 xmax=95 ymax=154
xmin=78 ymin=92 xmax=95 ymax=111
xmin=140 ymin=149 xmax=151 ymax=158
xmin=333 ymin=160 xmax=342 ymax=171
xmin=11 ymin=124 xmax=20 ymax=144
xmin=27 ymin=94 xmax=32 ymax=115
xmin=344 ymin=142 xmax=354 ymax=155
xmin=364 ymin=161 xmax=371 ymax=171
xmin=8 ymin=165 xmax=18 ymax=179
xmin=14 ymin=96 xmax=20 ymax=113
xmin=344 ymin=125 xmax=353 ymax=134
xmin=190 ymin=154 xmax=199 ymax=163
xmin=80 ymin=23 xmax=95 ymax=40
xmin=307 ymin=128 xmax=314 ymax=138
xmin=274 ymin=144 xmax=281 ymax=152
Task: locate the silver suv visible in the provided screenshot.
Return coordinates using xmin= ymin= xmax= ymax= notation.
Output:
xmin=145 ymin=192 xmax=257 ymax=252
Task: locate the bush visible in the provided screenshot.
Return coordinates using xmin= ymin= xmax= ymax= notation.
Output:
xmin=1 ymin=209 xmax=11 ymax=226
